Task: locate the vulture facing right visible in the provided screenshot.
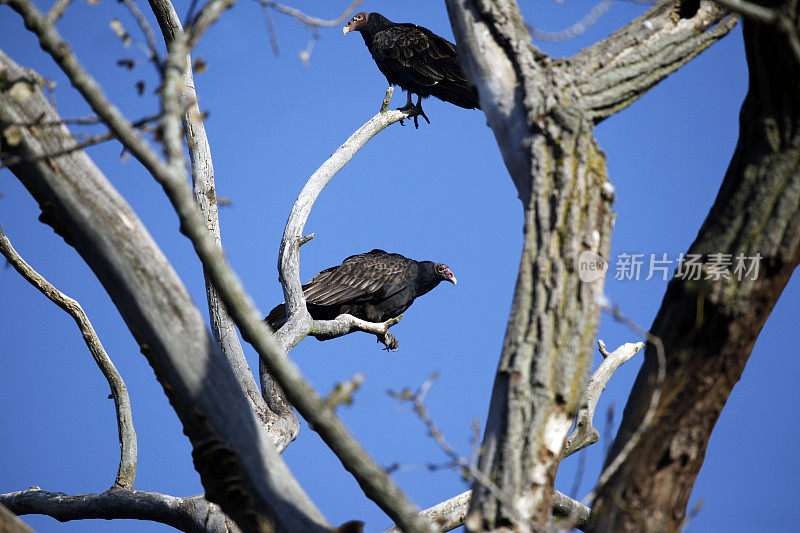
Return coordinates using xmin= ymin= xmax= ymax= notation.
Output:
xmin=266 ymin=249 xmax=456 ymax=330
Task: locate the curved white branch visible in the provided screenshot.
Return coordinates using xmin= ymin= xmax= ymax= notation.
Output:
xmin=276 ymin=88 xmax=411 ymax=352
xmin=0 ymin=224 xmax=137 ymax=490
xmin=563 ymin=340 xmax=645 ymax=458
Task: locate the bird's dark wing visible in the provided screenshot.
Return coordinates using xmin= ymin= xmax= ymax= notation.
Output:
xmin=302 ymin=250 xmax=416 ymax=306
xmin=371 ymin=24 xmax=467 ymax=89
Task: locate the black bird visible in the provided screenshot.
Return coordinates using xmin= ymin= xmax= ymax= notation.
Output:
xmin=266 ymin=249 xmax=456 ymax=329
xmin=343 ymin=12 xmax=480 ymax=128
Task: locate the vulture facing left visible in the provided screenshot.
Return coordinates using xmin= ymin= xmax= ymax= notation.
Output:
xmin=266 ymin=249 xmax=456 ymax=330
xmin=343 ymin=12 xmax=480 ymax=128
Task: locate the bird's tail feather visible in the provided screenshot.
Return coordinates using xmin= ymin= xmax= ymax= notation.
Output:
xmin=436 ymin=82 xmax=480 ymax=110
xmin=265 ymin=303 xmax=287 ymax=330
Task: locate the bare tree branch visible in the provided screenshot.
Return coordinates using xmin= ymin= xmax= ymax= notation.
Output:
xmin=119 ymin=0 xmax=161 ymax=68
xmin=147 ymin=0 xmax=299 ymax=451
xmin=0 ymin=47 xmax=329 ymax=532
xmin=563 ymin=340 xmax=645 ymax=459
xmin=44 ymin=0 xmax=74 ymax=24
xmin=0 ymin=488 xmax=240 ymax=533
xmin=528 ymin=0 xmax=614 ymax=42
xmin=712 ymin=0 xmax=778 ymax=21
xmin=311 ymin=314 xmax=403 ymax=350
xmin=571 ymin=2 xmax=737 ymax=124
xmin=276 ymin=88 xmax=411 ymax=352
xmin=585 ymin=305 xmax=666 ymax=502
xmin=3 ymin=1 xmax=429 ymax=526
xmin=0 ymin=223 xmax=137 ymax=490
xmin=257 ymin=0 xmax=363 ymax=27
xmin=0 ymin=114 xmax=158 ymax=171
xmin=384 ymin=489 xmax=590 ymax=533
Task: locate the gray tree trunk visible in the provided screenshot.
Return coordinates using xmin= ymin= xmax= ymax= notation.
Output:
xmin=446 ymin=0 xmax=738 ymax=529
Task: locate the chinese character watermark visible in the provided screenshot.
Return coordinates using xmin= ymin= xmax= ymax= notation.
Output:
xmin=580 ymin=252 xmax=764 ymax=282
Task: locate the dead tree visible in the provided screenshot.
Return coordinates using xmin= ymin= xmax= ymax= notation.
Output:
xmin=0 ymin=0 xmax=797 ymax=531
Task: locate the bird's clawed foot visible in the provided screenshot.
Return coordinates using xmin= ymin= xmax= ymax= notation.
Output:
xmin=398 ymin=94 xmax=430 ymax=129
xmin=379 ymin=331 xmax=398 ymax=351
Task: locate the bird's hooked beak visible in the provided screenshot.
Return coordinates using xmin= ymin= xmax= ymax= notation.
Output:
xmin=447 ymin=274 xmax=457 ymax=285
xmin=342 ymin=21 xmax=353 ymax=35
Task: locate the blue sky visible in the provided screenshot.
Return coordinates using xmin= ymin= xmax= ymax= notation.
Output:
xmin=1 ymin=1 xmax=797 ymax=532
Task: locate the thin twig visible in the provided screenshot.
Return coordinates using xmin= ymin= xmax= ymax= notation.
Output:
xmin=4 ymin=114 xmax=105 ymax=126
xmin=323 ymin=373 xmax=364 ymax=409
xmin=529 ymin=0 xmax=615 ymax=42
xmin=256 ymin=0 xmax=363 ymax=27
xmin=261 ymin=4 xmax=281 ymax=56
xmin=711 ymin=0 xmax=777 ymax=22
xmin=256 ymin=0 xmax=362 ymax=63
xmin=45 ymin=0 xmax=74 ymax=23
xmin=0 ymin=115 xmax=159 ymax=170
xmin=0 ymin=224 xmax=137 ymax=490
xmin=119 ymin=0 xmax=162 ymax=68
xmin=389 ymin=375 xmax=534 ymax=530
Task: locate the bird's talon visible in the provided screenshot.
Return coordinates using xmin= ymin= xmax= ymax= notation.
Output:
xmin=382 ymin=332 xmax=399 ymax=351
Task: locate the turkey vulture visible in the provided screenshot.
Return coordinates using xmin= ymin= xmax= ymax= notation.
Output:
xmin=343 ymin=12 xmax=480 ymax=128
xmin=266 ymin=249 xmax=456 ymax=330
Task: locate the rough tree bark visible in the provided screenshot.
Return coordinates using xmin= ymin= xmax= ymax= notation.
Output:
xmin=589 ymin=6 xmax=800 ymax=532
xmin=445 ymin=0 xmax=735 ymax=529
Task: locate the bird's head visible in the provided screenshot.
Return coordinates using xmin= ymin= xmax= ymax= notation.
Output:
xmin=435 ymin=263 xmax=457 ymax=285
xmin=342 ymin=12 xmax=369 ymax=35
